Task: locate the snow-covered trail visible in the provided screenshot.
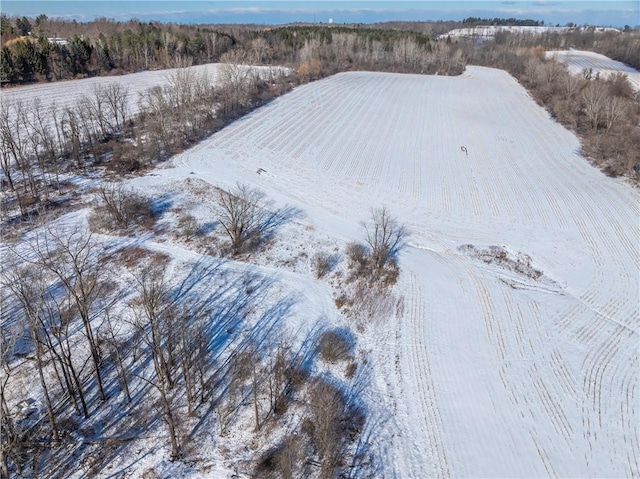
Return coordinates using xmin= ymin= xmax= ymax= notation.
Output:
xmin=136 ymin=66 xmax=639 ymax=477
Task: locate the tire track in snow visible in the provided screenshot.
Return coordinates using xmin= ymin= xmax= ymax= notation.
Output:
xmin=449 ymin=254 xmax=505 ymax=359
xmin=450 ymin=249 xmax=588 ymax=469
xmin=530 ymin=429 xmax=558 ymax=478
xmin=399 ymin=272 xmax=451 ymax=478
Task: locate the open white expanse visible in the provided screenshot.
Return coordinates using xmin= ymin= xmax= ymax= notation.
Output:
xmin=546 ymin=49 xmax=640 ymax=91
xmin=130 ymin=66 xmax=639 ymax=477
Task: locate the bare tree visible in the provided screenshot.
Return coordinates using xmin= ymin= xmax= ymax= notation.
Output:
xmin=77 ymin=97 xmax=103 ymax=162
xmin=28 ymin=227 xmax=108 ymax=402
xmin=0 ymin=103 xmax=16 ymax=194
xmin=267 ymin=341 xmax=306 ymax=416
xmin=28 ymin=99 xmax=62 ymax=195
xmin=217 ymin=183 xmax=267 ymax=255
xmin=104 ymin=311 xmax=131 ymax=403
xmin=581 ymin=80 xmax=609 ymax=130
xmin=165 ymin=67 xmax=215 ymax=141
xmin=0 ymin=101 xmax=38 ymax=216
xmin=2 ymin=257 xmax=91 ymax=418
xmin=174 ymin=299 xmax=211 ymax=414
xmin=218 ymin=49 xmax=258 ymax=116
xmin=93 ymin=183 xmax=154 ymax=230
xmin=1 ymin=261 xmax=60 ymax=440
xmin=41 ymin=294 xmax=91 ymax=418
xmin=103 ymin=83 xmax=129 ymax=131
xmin=85 ymin=87 xmax=112 ymax=139
xmin=363 ymin=206 xmax=408 ymax=272
xmin=308 ymin=379 xmax=347 ymax=479
xmin=139 ymin=85 xmax=172 ymax=154
xmin=131 ymin=265 xmax=181 ymax=460
xmin=603 ymin=95 xmax=628 ymax=131
xmin=562 ymin=70 xmax=583 ymax=100
xmin=226 ymin=347 xmax=262 ymax=431
xmin=0 ymin=317 xmax=17 ymax=479
xmin=62 ymin=106 xmax=83 ymax=168
xmin=0 ymin=372 xmax=30 ymax=479
xmin=0 ymin=373 xmax=10 ymax=479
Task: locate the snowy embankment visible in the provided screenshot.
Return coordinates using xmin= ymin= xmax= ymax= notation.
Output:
xmin=546 ymin=49 xmax=640 ymax=91
xmin=126 ymin=66 xmax=639 ymax=477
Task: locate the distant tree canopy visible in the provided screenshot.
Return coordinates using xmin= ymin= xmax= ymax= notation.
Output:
xmin=462 ymin=17 xmax=544 ymax=27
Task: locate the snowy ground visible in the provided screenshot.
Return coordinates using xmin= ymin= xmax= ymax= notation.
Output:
xmin=546 ymin=49 xmax=640 ymax=91
xmin=121 ymin=66 xmax=639 ymax=477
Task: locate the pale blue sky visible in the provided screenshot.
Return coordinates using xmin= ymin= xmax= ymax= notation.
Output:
xmin=2 ymin=1 xmax=638 ymax=28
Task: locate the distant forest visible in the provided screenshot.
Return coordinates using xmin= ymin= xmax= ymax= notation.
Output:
xmin=0 ymin=14 xmax=468 ymax=85
xmin=461 ymin=17 xmax=544 ymax=26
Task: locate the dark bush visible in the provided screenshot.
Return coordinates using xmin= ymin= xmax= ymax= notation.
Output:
xmin=313 ymin=251 xmax=335 ymax=279
xmin=317 ymin=329 xmax=354 ymax=364
xmin=90 ymin=184 xmax=156 ymax=232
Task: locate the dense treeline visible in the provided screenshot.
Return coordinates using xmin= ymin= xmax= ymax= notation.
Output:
xmin=0 ymin=15 xmax=466 ymax=85
xmin=590 ymin=30 xmax=640 ymax=71
xmin=0 ymin=14 xmax=236 ymax=83
xmin=488 ymin=27 xmax=640 ymax=71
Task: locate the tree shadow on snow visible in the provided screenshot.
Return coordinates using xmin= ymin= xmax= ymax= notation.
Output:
xmin=150 ymin=193 xmax=174 ymax=218
xmin=260 ymin=204 xmax=304 ymax=244
xmin=36 ymin=256 xmax=272 ymax=478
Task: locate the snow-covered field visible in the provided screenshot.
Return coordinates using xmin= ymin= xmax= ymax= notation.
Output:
xmin=126 ymin=66 xmax=639 ymax=477
xmin=546 ymin=49 xmax=640 ymax=91
xmin=0 ymin=63 xmax=285 ymax=121
xmin=3 ymin=63 xmax=638 ymax=477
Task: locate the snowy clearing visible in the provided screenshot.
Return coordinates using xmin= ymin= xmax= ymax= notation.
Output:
xmin=120 ymin=65 xmax=639 ymax=477
xmin=546 ymin=49 xmax=640 ymax=91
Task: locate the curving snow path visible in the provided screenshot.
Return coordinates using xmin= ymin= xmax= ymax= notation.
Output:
xmin=136 ymin=66 xmax=638 ymax=477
